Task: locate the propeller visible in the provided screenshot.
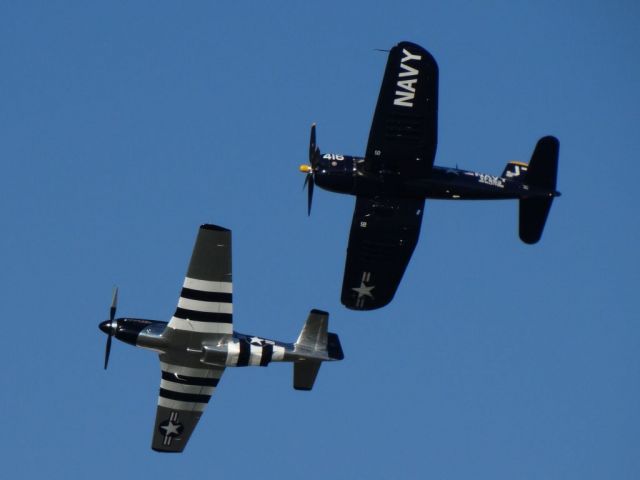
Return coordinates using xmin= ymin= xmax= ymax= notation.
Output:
xmin=300 ymin=123 xmax=321 ymax=215
xmin=101 ymin=287 xmax=118 ymax=370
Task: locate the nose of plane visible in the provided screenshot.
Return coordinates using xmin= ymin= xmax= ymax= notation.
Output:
xmin=99 ymin=319 xmax=114 ymax=335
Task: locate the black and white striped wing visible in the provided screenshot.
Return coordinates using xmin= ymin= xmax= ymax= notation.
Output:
xmin=167 ymin=224 xmax=233 ymax=336
xmin=152 ymin=357 xmax=224 ymax=452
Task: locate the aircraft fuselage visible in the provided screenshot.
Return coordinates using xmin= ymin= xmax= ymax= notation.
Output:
xmin=313 ymin=154 xmax=559 ymax=201
xmin=99 ymin=317 xmax=341 ymax=367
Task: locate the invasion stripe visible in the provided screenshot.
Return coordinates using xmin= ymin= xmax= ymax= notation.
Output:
xmin=177 ymin=298 xmax=233 ymax=314
xmin=167 ymin=318 xmax=233 ymax=334
xmin=237 ymin=341 xmax=250 ymax=366
xmin=160 ymin=362 xmax=223 ymax=378
xmin=181 ymin=288 xmax=232 ymax=303
xmin=226 ymin=341 xmax=239 ymax=365
xmin=249 ymin=345 xmax=262 ymax=366
xmin=260 ymin=344 xmax=273 ymax=366
xmin=157 ymin=396 xmax=207 ymax=412
xmin=160 ymin=380 xmax=215 ymax=395
xmin=161 ymin=371 xmax=220 ymax=387
xmin=159 ymin=388 xmax=211 ymax=404
xmin=174 ymin=307 xmax=232 ymax=323
xmin=183 ymin=278 xmax=232 ymax=293
xmin=272 ymin=345 xmax=285 ymax=362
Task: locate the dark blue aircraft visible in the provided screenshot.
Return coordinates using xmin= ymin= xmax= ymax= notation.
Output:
xmin=300 ymin=41 xmax=560 ymax=311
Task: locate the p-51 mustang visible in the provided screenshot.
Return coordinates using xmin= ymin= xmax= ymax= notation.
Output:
xmin=99 ymin=224 xmax=343 ymax=452
xmin=300 ymin=41 xmax=561 ymax=311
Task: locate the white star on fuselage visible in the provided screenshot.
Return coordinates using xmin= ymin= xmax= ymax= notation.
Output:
xmin=249 ymin=336 xmax=263 ymax=346
xmin=352 ymin=282 xmax=375 ymax=299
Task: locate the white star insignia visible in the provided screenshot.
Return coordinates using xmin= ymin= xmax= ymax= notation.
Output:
xmin=352 ymin=281 xmax=375 ymax=299
xmin=161 ymin=421 xmax=181 ymax=436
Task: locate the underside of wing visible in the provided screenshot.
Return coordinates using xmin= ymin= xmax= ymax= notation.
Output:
xmin=341 ymin=196 xmax=425 ymax=310
xmin=365 ymin=41 xmax=438 ymax=179
xmin=167 ymin=224 xmax=233 ymax=337
xmin=152 ymin=356 xmax=225 ymax=452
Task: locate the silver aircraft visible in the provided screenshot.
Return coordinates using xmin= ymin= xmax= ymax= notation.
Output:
xmin=99 ymin=224 xmax=344 ymax=453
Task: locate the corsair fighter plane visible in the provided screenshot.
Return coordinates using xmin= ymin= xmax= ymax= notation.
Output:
xmin=99 ymin=224 xmax=343 ymax=452
xmin=300 ymin=41 xmax=561 ymax=311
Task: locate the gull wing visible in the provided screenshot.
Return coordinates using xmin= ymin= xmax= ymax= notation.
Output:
xmin=341 ymin=196 xmax=424 ymax=310
xmin=151 ymin=356 xmax=225 ymax=452
xmin=365 ymin=41 xmax=438 ymax=179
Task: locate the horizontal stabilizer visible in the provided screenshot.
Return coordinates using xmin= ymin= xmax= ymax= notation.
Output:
xmin=520 ymin=197 xmax=553 ymax=244
xmin=294 ymin=361 xmax=321 ymax=391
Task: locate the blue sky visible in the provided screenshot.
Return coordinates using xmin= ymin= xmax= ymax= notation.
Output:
xmin=1 ymin=1 xmax=638 ymax=479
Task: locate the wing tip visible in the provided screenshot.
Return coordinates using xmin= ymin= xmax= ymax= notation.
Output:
xmin=393 ymin=41 xmax=437 ymax=65
xmin=200 ymin=224 xmax=230 ymax=232
xmin=151 ymin=446 xmax=184 ymax=454
xmin=341 ymin=296 xmax=393 ymax=311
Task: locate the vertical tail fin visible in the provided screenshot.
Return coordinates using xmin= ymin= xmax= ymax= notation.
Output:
xmin=292 ymin=310 xmax=343 ymax=390
xmin=526 ymin=136 xmax=559 ymax=191
xmin=295 ymin=309 xmax=329 ymax=351
xmin=519 ymin=136 xmax=560 ymax=244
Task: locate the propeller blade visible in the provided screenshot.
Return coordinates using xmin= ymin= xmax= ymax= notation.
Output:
xmin=304 ymin=123 xmax=319 ymax=215
xmin=307 ymin=174 xmax=314 ymax=216
xmin=110 ymin=287 xmax=118 ymax=321
xmin=103 ymin=286 xmax=118 ymax=370
xmin=104 ymin=329 xmax=113 ymax=370
xmin=309 ymin=124 xmax=322 ymax=169
xmin=309 ymin=123 xmax=316 ymax=163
